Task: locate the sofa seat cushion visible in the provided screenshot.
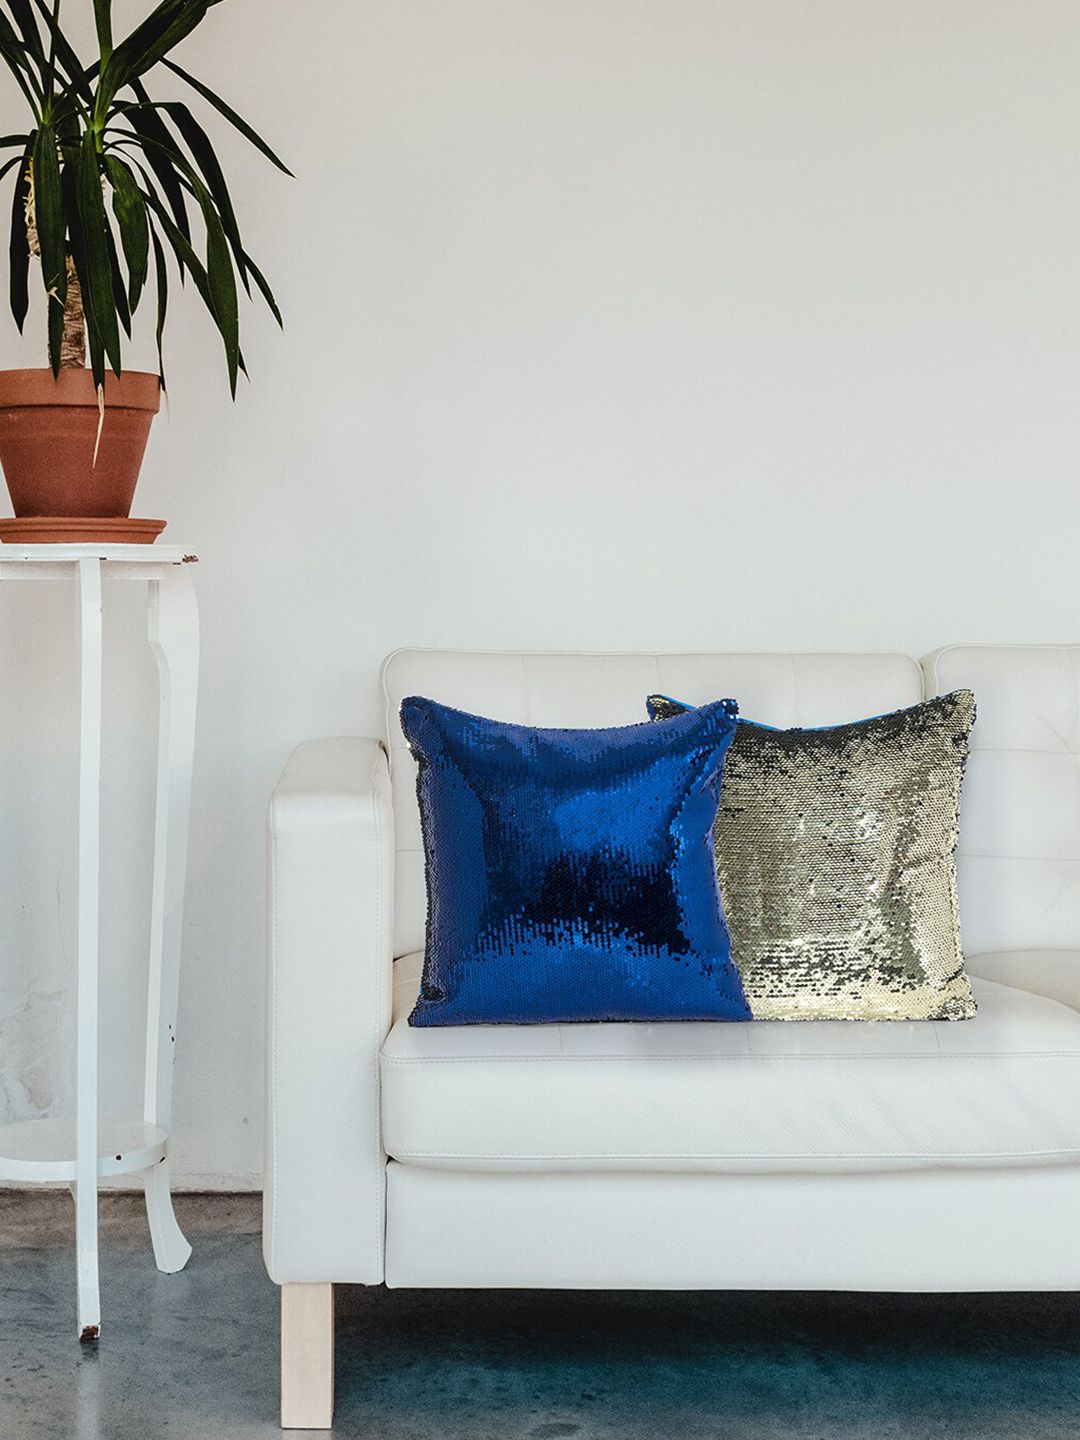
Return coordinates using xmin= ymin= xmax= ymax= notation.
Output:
xmin=382 ymin=952 xmax=1080 ymax=1173
xmin=966 ymin=950 xmax=1080 ymax=1015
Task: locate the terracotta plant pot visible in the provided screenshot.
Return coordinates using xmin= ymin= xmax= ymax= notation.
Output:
xmin=0 ymin=368 xmax=161 ymax=521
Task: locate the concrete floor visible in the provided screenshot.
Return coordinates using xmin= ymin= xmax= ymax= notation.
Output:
xmin=3 ymin=1193 xmax=1080 ymax=1439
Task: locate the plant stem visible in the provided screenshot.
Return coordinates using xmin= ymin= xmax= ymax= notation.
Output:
xmin=60 ymin=256 xmax=85 ymax=368
xmin=25 ymin=165 xmax=86 ymax=370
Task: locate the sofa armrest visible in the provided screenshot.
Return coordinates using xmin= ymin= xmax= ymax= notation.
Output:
xmin=263 ymin=738 xmax=394 ymax=1285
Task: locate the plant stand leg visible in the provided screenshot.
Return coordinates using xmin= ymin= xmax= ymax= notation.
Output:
xmin=143 ymin=1159 xmax=190 ymax=1273
xmin=281 ymin=1284 xmax=334 ymax=1429
xmin=75 ymin=558 xmax=102 ymax=1343
xmin=141 ymin=567 xmax=198 ymax=1273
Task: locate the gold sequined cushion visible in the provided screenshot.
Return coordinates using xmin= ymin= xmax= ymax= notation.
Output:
xmin=646 ymin=691 xmax=977 ymax=1021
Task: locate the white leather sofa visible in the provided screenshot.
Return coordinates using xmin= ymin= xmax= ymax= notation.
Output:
xmin=264 ymin=645 xmax=1080 ymax=1428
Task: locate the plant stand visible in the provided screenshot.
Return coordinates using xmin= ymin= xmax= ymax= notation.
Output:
xmin=0 ymin=544 xmax=199 ymax=1341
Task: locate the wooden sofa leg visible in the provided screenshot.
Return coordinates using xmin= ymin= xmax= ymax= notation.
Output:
xmin=281 ymin=1283 xmax=334 ymax=1429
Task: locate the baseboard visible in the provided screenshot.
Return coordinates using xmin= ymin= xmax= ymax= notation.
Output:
xmin=155 ymin=1173 xmax=262 ymax=1193
xmin=0 ymin=1172 xmax=262 ymax=1194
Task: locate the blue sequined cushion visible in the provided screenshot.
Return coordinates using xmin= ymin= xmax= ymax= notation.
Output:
xmin=401 ymin=696 xmax=750 ymax=1026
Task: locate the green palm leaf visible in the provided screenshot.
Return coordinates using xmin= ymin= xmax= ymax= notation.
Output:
xmin=7 ymin=141 xmax=30 ymax=331
xmin=241 ymin=249 xmax=281 ymax=327
xmin=4 ymin=1 xmax=44 ymax=55
xmin=95 ymin=0 xmax=212 ymax=121
xmin=161 ymin=59 xmax=292 ymax=175
xmin=31 ymin=122 xmax=64 ymax=297
xmin=73 ymin=131 xmax=120 ymax=382
xmin=104 ymin=153 xmax=148 ymax=310
xmin=30 ymin=0 xmax=94 ymax=111
xmin=138 ymin=175 xmax=238 ymax=393
xmin=0 ymin=16 xmax=44 ymax=114
xmin=149 ymin=220 xmax=167 ymax=385
xmin=157 ymin=100 xmax=249 ymax=292
xmin=104 ymin=213 xmax=131 ymax=337
xmin=126 ymin=80 xmax=191 ymax=264
xmin=92 ymin=0 xmax=112 ymax=61
xmin=204 ymin=194 xmax=237 ymax=392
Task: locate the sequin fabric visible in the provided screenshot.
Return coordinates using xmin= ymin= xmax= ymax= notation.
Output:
xmin=646 ymin=691 xmax=977 ymax=1021
xmin=401 ymin=695 xmax=749 ymax=1025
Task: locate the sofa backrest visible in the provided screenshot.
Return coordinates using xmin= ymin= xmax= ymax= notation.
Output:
xmin=381 ymin=648 xmax=923 ymax=959
xmin=923 ymin=645 xmax=1080 ymax=956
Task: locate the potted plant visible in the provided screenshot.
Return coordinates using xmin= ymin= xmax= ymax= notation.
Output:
xmin=0 ymin=0 xmax=288 ymax=541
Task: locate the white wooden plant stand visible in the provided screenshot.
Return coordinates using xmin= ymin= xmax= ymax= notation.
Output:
xmin=0 ymin=544 xmax=199 ymax=1342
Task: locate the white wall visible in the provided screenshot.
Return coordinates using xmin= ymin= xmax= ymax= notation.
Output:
xmin=0 ymin=0 xmax=1077 ymax=1186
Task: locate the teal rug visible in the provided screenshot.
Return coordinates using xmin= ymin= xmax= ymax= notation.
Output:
xmin=338 ymin=1285 xmax=1080 ymax=1439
